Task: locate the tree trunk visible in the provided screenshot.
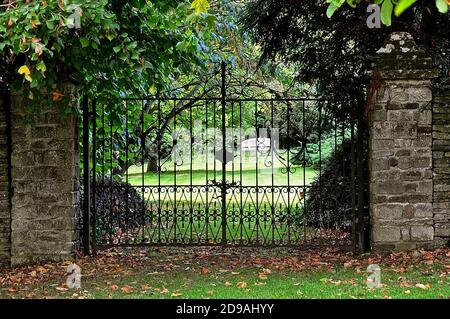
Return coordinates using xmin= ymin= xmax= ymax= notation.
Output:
xmin=146 ymin=157 xmax=158 ymax=173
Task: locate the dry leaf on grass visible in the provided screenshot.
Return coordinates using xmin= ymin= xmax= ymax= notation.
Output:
xmin=236 ymin=281 xmax=247 ymax=289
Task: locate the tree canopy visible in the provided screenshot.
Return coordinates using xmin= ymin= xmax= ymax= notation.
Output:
xmin=242 ymin=0 xmax=449 ymax=110
xmin=0 ymin=0 xmax=217 ymax=110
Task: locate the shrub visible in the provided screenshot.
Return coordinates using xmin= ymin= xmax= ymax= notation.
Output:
xmin=79 ymin=180 xmax=149 ymax=243
xmin=305 ymin=139 xmax=368 ymax=230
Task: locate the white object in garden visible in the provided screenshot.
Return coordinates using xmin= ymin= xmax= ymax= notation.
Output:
xmin=241 ymin=138 xmax=271 ymax=152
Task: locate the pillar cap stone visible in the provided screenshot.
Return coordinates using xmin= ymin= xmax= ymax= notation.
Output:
xmin=371 ymin=32 xmax=438 ymax=80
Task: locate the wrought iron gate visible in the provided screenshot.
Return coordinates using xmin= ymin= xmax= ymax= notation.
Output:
xmin=82 ymin=63 xmax=368 ymax=252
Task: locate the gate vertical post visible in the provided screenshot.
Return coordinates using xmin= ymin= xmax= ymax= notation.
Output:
xmin=82 ymin=96 xmax=91 ymax=255
xmin=91 ymin=99 xmax=97 ymax=253
xmin=221 ymin=61 xmax=227 ymax=244
xmin=356 ymin=99 xmax=367 ymax=251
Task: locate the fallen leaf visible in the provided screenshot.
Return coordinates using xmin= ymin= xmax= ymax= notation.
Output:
xmin=415 ymin=283 xmax=430 ymax=290
xmin=171 ymin=293 xmax=182 ymax=297
xmin=110 ymin=284 xmax=118 ymax=291
xmin=258 ymin=272 xmax=268 ymax=280
xmin=224 ymin=282 xmax=232 ymax=286
xmin=121 ymin=285 xmax=134 ymax=293
xmin=201 ymin=267 xmax=209 ymax=274
xmin=160 ymin=287 xmax=169 ymax=294
xmin=236 ymin=281 xmax=247 ymax=289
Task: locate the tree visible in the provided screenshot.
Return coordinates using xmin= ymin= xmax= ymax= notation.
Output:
xmin=0 ymin=0 xmax=212 ymax=112
xmin=241 ymin=0 xmax=450 ymax=110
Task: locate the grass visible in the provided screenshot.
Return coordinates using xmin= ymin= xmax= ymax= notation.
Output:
xmin=1 ymin=247 xmax=448 ymax=299
xmin=126 ymin=153 xmax=318 ymax=187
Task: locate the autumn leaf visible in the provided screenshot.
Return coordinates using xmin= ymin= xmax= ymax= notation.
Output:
xmin=258 ymin=272 xmax=268 ymax=280
xmin=224 ymin=281 xmax=232 ymax=286
xmin=121 ymin=285 xmax=134 ymax=293
xmin=191 ymin=0 xmax=210 ymax=16
xmin=51 ymin=91 xmax=64 ymax=101
xmin=18 ymin=65 xmax=32 ymax=82
xmin=160 ymin=287 xmax=169 ymax=294
xmin=201 ymin=267 xmax=209 ymax=274
xmin=18 ymin=65 xmax=30 ymax=76
xmin=415 ymin=283 xmax=430 ymax=290
xmin=236 ymin=281 xmax=247 ymax=289
xmin=171 ymin=292 xmax=183 ymax=297
xmin=110 ymin=284 xmax=118 ymax=291
xmin=343 ymin=262 xmax=353 ymax=268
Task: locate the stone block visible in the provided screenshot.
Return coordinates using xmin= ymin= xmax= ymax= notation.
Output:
xmin=410 ymin=226 xmax=434 ymax=241
xmin=373 ymin=204 xmax=403 ymax=220
xmin=373 ymin=227 xmax=401 ymax=242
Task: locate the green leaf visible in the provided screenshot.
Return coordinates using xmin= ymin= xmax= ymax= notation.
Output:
xmin=46 ymin=20 xmax=55 ymax=30
xmin=381 ymin=0 xmax=394 ymax=26
xmin=435 ymin=0 xmax=448 ymax=13
xmin=36 ymin=61 xmax=46 ymax=73
xmin=113 ymin=45 xmax=122 ymax=53
xmin=326 ymin=3 xmax=339 ymax=18
xmin=394 ymin=0 xmax=418 ymax=16
xmin=191 ymin=0 xmax=210 ymax=16
xmin=80 ymin=37 xmax=89 ymax=48
xmin=346 ymin=0 xmax=362 ymax=8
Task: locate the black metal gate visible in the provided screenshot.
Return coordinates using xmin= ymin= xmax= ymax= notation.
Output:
xmin=82 ymin=63 xmax=368 ymax=252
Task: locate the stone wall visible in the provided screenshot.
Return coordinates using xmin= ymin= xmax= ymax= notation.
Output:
xmin=9 ymin=89 xmax=79 ymax=266
xmin=433 ymin=87 xmax=450 ymax=245
xmin=369 ymin=32 xmax=438 ymax=251
xmin=0 ymin=91 xmax=11 ymax=267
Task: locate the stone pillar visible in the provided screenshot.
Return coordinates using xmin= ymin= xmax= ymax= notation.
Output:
xmin=369 ymin=32 xmax=438 ymax=251
xmin=433 ymin=87 xmax=450 ymax=245
xmin=9 ymin=87 xmax=79 ymax=266
xmin=0 ymin=91 xmax=11 ymax=267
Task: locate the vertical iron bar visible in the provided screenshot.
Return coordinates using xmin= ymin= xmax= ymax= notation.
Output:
xmin=157 ymin=100 xmax=162 ymax=243
xmin=82 ymin=96 xmax=90 ymax=255
xmin=318 ymin=101 xmax=323 ymax=241
xmin=124 ymin=101 xmax=129 ymax=244
xmin=255 ymin=101 xmax=260 ymax=243
xmin=286 ymin=102 xmax=291 ymax=244
xmin=91 ymin=99 xmax=97 ymax=253
xmin=357 ymin=100 xmax=366 ymax=252
xmin=109 ymin=108 xmax=113 ymax=243
xmin=350 ymin=101 xmax=357 ymax=254
xmin=239 ymin=101 xmax=243 ymax=244
xmin=190 ymin=101 xmax=193 ymax=243
xmin=271 ymin=100 xmax=275 ymax=244
xmin=205 ymin=100 xmax=209 ymax=243
xmin=302 ymin=100 xmax=307 ymax=243
xmin=221 ymin=61 xmax=227 ymax=245
xmin=141 ymin=99 xmax=145 ymax=243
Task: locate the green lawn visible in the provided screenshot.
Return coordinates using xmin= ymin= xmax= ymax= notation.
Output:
xmin=1 ymin=248 xmax=448 ymax=299
xmin=126 ymin=153 xmax=318 ymax=187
